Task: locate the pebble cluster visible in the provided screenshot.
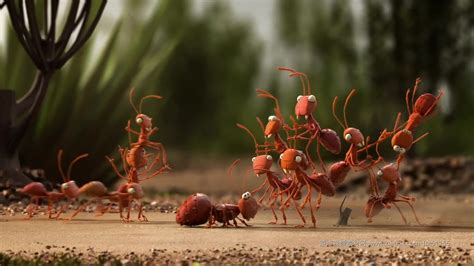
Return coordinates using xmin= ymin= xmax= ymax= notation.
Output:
xmin=0 ymin=244 xmax=472 ymax=265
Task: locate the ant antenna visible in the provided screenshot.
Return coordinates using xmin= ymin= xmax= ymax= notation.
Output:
xmin=139 ymin=94 xmax=163 ymax=114
xmin=256 ymin=89 xmax=284 ymax=121
xmin=405 ymin=88 xmax=412 ymax=115
xmin=413 ymin=132 xmax=430 ymax=144
xmin=227 ymin=159 xmax=241 ymax=178
xmin=256 ymin=117 xmax=265 ymax=133
xmin=332 ymin=96 xmax=345 ymax=129
xmin=343 ymin=89 xmax=356 ymax=128
xmin=411 ymin=78 xmax=422 ymax=113
xmin=237 ymin=123 xmax=265 ymax=155
xmin=66 ymin=153 xmax=89 ymax=182
xmin=277 ymin=66 xmax=309 ymax=95
xmin=57 ymin=149 xmax=67 ymax=182
xmin=129 ymin=87 xmax=139 ymax=114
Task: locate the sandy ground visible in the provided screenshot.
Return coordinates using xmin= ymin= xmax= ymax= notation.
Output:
xmin=1 ymin=196 xmax=473 ymax=254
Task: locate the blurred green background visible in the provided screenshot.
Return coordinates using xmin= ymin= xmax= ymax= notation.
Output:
xmin=0 ymin=0 xmax=473 ymax=186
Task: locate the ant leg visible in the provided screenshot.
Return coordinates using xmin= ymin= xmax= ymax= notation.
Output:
xmin=145 ymin=142 xmax=168 ymax=165
xmin=258 ymin=186 xmax=271 ymax=204
xmin=301 ymin=179 xmax=316 ymax=227
xmin=251 ymin=179 xmax=268 ymax=195
xmin=397 ymin=200 xmax=422 ymax=225
xmin=268 ymin=193 xmax=278 ymax=224
xmin=315 ymin=136 xmax=327 ymax=173
xmin=136 ymin=200 xmax=148 ymax=222
xmin=55 ymin=199 xmax=72 ymax=219
xmin=68 ymin=200 xmax=91 ymax=221
xmin=236 ymin=217 xmax=250 ymax=227
xmin=105 ymin=156 xmax=127 ymax=180
xmin=279 ymin=193 xmax=287 ymax=225
xmin=368 ymin=168 xmax=380 ymax=196
xmin=392 ymin=202 xmax=408 ymax=225
xmin=315 ymin=186 xmax=322 ymax=211
xmin=292 ymin=198 xmax=306 ymax=228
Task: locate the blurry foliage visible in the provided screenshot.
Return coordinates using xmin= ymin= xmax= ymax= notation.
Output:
xmin=1 ymin=0 xmax=473 ymax=188
xmin=0 ymin=0 xmax=261 ymax=185
xmin=275 ymin=0 xmax=474 ymax=159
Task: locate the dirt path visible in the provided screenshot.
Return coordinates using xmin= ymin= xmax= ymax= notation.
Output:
xmin=1 ymin=196 xmax=473 ymax=254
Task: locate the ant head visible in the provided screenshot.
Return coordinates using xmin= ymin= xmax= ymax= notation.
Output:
xmin=57 ymin=149 xmax=87 ymax=198
xmin=127 ymin=183 xmax=144 ymax=199
xmin=376 ymin=163 xmax=401 ymax=183
xmin=238 ymin=191 xmax=259 ymax=220
xmin=252 ymin=154 xmax=273 ymax=175
xmin=343 ymin=127 xmax=365 ymax=147
xmin=129 ymin=87 xmax=162 ymax=127
xmin=391 ymin=129 xmax=413 ymax=154
xmin=264 ymin=115 xmax=281 ymax=137
xmin=276 ymin=67 xmax=316 ymax=118
xmin=295 ymin=95 xmax=317 ymax=118
xmin=333 ymin=89 xmax=365 ymax=146
xmin=279 ymin=149 xmax=305 ymax=172
xmin=60 ymin=180 xmax=80 ymax=198
xmin=135 ymin=114 xmax=153 ymax=132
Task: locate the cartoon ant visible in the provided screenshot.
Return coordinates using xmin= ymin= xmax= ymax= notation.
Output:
xmin=176 ymin=192 xmax=260 ymax=227
xmin=237 ymin=122 xmax=299 ymax=225
xmin=331 ymin=89 xmax=384 ymax=195
xmin=125 ymin=88 xmax=170 ymax=173
xmin=276 ymin=67 xmax=341 ymax=174
xmin=19 ymin=182 xmax=64 ymax=219
xmin=390 ymin=78 xmax=443 ymax=166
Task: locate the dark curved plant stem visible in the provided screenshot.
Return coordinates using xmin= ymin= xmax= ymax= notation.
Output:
xmin=0 ymin=0 xmax=107 ymax=187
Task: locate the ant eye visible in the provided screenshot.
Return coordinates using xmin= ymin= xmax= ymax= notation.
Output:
xmin=136 ymin=117 xmax=143 ymax=124
xmin=268 ymin=115 xmax=277 ymax=122
xmin=308 ymin=95 xmax=316 ymax=102
xmin=399 ymin=147 xmax=406 ymax=154
xmin=377 ymin=170 xmax=383 ymax=176
xmin=295 ymin=156 xmax=302 ymax=163
xmin=252 ymin=157 xmax=256 ymax=162
xmin=297 ymin=95 xmax=303 ymax=102
xmin=279 ymin=154 xmax=284 ymax=160
xmin=344 ymin=134 xmax=352 ymax=141
xmin=393 ymin=145 xmax=401 ymax=152
xmin=242 ymin=192 xmax=251 ymax=200
xmin=61 ymin=183 xmax=68 ymax=189
xmin=266 ymin=155 xmax=272 ymax=160
xmin=127 ymin=187 xmax=136 ymax=194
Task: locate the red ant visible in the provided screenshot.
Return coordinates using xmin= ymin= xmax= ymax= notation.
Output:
xmin=277 ymin=67 xmax=341 ymax=173
xmin=237 ymin=122 xmax=299 ymax=225
xmin=19 ymin=182 xmax=64 ymax=219
xmin=125 ymin=88 xmax=170 ymax=172
xmin=390 ymin=78 xmax=443 ymax=166
xmin=106 ymin=146 xmax=167 ymax=222
xmin=331 ymin=89 xmax=385 ymax=195
xmin=176 ymin=192 xmax=260 ymax=227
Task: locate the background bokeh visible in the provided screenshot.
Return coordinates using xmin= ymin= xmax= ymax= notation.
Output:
xmin=0 ymin=0 xmax=473 ymax=188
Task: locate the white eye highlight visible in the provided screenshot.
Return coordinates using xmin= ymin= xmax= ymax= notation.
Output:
xmin=242 ymin=192 xmax=251 ymax=200
xmin=268 ymin=115 xmax=278 ymax=121
xmin=297 ymin=95 xmax=303 ymax=102
xmin=308 ymin=95 xmax=316 ymax=102
xmin=280 ymin=154 xmax=284 ymax=160
xmin=136 ymin=117 xmax=143 ymax=124
xmin=377 ymin=170 xmax=383 ymax=176
xmin=266 ymin=155 xmax=272 ymax=160
xmin=393 ymin=145 xmax=401 ymax=152
xmin=61 ymin=183 xmax=68 ymax=189
xmin=127 ymin=187 xmax=135 ymax=194
xmin=295 ymin=156 xmax=302 ymax=163
xmin=344 ymin=134 xmax=352 ymax=141
xmin=252 ymin=157 xmax=256 ymax=162
xmin=399 ymin=147 xmax=406 ymax=154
